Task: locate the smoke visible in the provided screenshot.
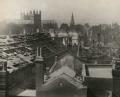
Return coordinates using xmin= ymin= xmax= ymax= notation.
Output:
xmin=0 ymin=0 xmax=120 ymax=24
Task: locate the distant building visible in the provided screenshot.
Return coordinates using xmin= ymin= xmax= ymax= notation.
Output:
xmin=0 ymin=10 xmax=57 ymax=35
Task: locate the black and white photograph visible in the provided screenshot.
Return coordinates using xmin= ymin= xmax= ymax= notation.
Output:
xmin=0 ymin=0 xmax=119 ymax=97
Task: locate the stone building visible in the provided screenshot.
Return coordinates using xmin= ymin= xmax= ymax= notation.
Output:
xmin=36 ymin=51 xmax=87 ymax=97
xmin=0 ymin=10 xmax=57 ymax=35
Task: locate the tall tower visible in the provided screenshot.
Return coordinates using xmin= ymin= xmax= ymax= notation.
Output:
xmin=70 ymin=13 xmax=75 ymax=29
xmin=112 ymin=60 xmax=120 ymax=97
xmin=35 ymin=47 xmax=44 ymax=97
xmin=33 ymin=10 xmax=42 ymax=33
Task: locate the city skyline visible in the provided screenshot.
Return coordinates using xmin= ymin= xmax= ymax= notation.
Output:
xmin=0 ymin=0 xmax=120 ymax=25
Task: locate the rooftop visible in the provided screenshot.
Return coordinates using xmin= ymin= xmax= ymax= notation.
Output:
xmin=85 ymin=64 xmax=112 ymax=78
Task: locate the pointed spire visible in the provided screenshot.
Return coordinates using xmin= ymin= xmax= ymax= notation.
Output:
xmin=70 ymin=13 xmax=75 ymax=26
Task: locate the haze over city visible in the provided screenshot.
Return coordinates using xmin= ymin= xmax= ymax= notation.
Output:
xmin=1 ymin=0 xmax=120 ymax=97
xmin=0 ymin=0 xmax=120 ymax=24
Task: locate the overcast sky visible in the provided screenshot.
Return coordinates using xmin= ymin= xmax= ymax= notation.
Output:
xmin=0 ymin=0 xmax=120 ymax=24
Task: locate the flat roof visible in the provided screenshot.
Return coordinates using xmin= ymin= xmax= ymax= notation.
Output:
xmin=88 ymin=67 xmax=112 ymax=78
xmin=86 ymin=64 xmax=112 ymax=78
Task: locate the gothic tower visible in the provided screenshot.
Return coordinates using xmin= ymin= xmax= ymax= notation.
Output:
xmin=33 ymin=10 xmax=41 ymax=33
xmin=21 ymin=10 xmax=42 ymax=33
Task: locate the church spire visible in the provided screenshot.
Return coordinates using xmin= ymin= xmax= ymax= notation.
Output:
xmin=70 ymin=13 xmax=75 ymax=30
xmin=70 ymin=13 xmax=75 ymax=26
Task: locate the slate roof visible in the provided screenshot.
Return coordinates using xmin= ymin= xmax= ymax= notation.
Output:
xmin=40 ymin=73 xmax=85 ymax=91
xmin=49 ymin=53 xmax=83 ymax=75
xmin=39 ymin=52 xmax=86 ymax=91
xmin=50 ymin=66 xmax=76 ymax=78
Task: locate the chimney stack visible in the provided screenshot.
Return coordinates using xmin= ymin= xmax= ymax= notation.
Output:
xmin=35 ymin=47 xmax=44 ymax=97
xmin=112 ymin=60 xmax=120 ymax=97
xmin=0 ymin=61 xmax=8 ymax=97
